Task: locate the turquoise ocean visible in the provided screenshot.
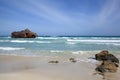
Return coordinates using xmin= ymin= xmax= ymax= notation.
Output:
xmin=0 ymin=36 xmax=120 ymax=62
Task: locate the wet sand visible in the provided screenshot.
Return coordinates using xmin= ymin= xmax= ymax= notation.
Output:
xmin=0 ymin=55 xmax=120 ymax=80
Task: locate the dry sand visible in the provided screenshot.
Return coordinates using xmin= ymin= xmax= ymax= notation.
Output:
xmin=0 ymin=55 xmax=120 ymax=80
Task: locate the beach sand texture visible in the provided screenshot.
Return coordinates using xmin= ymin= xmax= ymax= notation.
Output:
xmin=0 ymin=55 xmax=120 ymax=80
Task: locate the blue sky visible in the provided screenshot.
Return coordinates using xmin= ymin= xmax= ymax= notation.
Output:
xmin=0 ymin=0 xmax=120 ymax=36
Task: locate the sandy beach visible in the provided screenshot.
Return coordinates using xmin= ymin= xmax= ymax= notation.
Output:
xmin=0 ymin=55 xmax=119 ymax=80
xmin=0 ymin=0 xmax=120 ymax=79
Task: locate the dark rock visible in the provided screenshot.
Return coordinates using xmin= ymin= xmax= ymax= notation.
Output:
xmin=95 ymin=50 xmax=109 ymax=60
xmin=114 ymin=63 xmax=119 ymax=67
xmin=95 ymin=50 xmax=119 ymax=64
xmin=106 ymin=54 xmax=119 ymax=63
xmin=11 ymin=28 xmax=37 ymax=38
xmin=95 ymin=50 xmax=119 ymax=79
xmin=95 ymin=65 xmax=106 ymax=73
xmin=96 ymin=61 xmax=117 ymax=73
xmin=48 ymin=60 xmax=59 ymax=63
xmin=88 ymin=57 xmax=95 ymax=59
xmin=69 ymin=58 xmax=77 ymax=63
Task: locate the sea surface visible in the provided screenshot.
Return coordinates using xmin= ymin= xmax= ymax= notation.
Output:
xmin=0 ymin=36 xmax=120 ymax=63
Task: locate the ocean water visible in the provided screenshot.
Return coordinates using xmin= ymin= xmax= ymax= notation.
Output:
xmin=0 ymin=36 xmax=120 ymax=63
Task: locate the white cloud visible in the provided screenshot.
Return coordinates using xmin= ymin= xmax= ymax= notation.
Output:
xmin=97 ymin=0 xmax=120 ymax=25
xmin=2 ymin=0 xmax=120 ymax=30
xmin=20 ymin=0 xmax=73 ymax=25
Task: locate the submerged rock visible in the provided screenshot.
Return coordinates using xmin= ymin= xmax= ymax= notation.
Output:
xmin=11 ymin=28 xmax=37 ymax=38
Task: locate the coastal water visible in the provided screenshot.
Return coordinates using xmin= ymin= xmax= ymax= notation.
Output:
xmin=0 ymin=36 xmax=120 ymax=63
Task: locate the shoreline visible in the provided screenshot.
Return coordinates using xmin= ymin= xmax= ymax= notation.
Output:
xmin=0 ymin=55 xmax=120 ymax=80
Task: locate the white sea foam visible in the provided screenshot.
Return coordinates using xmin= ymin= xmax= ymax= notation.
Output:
xmin=72 ymin=50 xmax=108 ymax=64
xmin=77 ymin=58 xmax=99 ymax=64
xmin=35 ymin=41 xmax=51 ymax=43
xmin=37 ymin=37 xmax=59 ymax=40
xmin=50 ymin=50 xmax=63 ymax=53
xmin=66 ymin=42 xmax=77 ymax=45
xmin=94 ymin=43 xmax=120 ymax=46
xmin=10 ymin=40 xmax=30 ymax=43
xmin=90 ymin=37 xmax=120 ymax=40
xmin=72 ymin=51 xmax=99 ymax=55
xmin=61 ymin=37 xmax=69 ymax=39
xmin=72 ymin=51 xmax=85 ymax=55
xmin=10 ymin=40 xmax=51 ymax=43
xmin=0 ymin=39 xmax=51 ymax=43
xmin=67 ymin=39 xmax=120 ymax=43
xmin=0 ymin=47 xmax=25 ymax=50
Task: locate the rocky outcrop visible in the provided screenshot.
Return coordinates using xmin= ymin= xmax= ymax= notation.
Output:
xmin=11 ymin=29 xmax=37 ymax=38
xmin=95 ymin=50 xmax=119 ymax=73
xmin=95 ymin=50 xmax=108 ymax=60
xmin=95 ymin=50 xmax=119 ymax=64
xmin=95 ymin=61 xmax=118 ymax=73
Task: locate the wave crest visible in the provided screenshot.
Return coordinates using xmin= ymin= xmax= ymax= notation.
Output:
xmin=0 ymin=47 xmax=25 ymax=50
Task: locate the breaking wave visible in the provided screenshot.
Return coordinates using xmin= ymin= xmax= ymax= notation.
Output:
xmin=0 ymin=47 xmax=25 ymax=50
xmin=50 ymin=50 xmax=64 ymax=53
xmin=0 ymin=40 xmax=51 ymax=43
xmin=37 ymin=37 xmax=59 ymax=40
xmin=67 ymin=39 xmax=120 ymax=43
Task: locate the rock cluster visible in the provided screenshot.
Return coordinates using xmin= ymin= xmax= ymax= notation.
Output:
xmin=48 ymin=58 xmax=77 ymax=64
xmin=95 ymin=50 xmax=119 ymax=73
xmin=11 ymin=29 xmax=37 ymax=38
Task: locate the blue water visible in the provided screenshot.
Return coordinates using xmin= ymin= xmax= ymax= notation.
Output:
xmin=0 ymin=36 xmax=120 ymax=57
